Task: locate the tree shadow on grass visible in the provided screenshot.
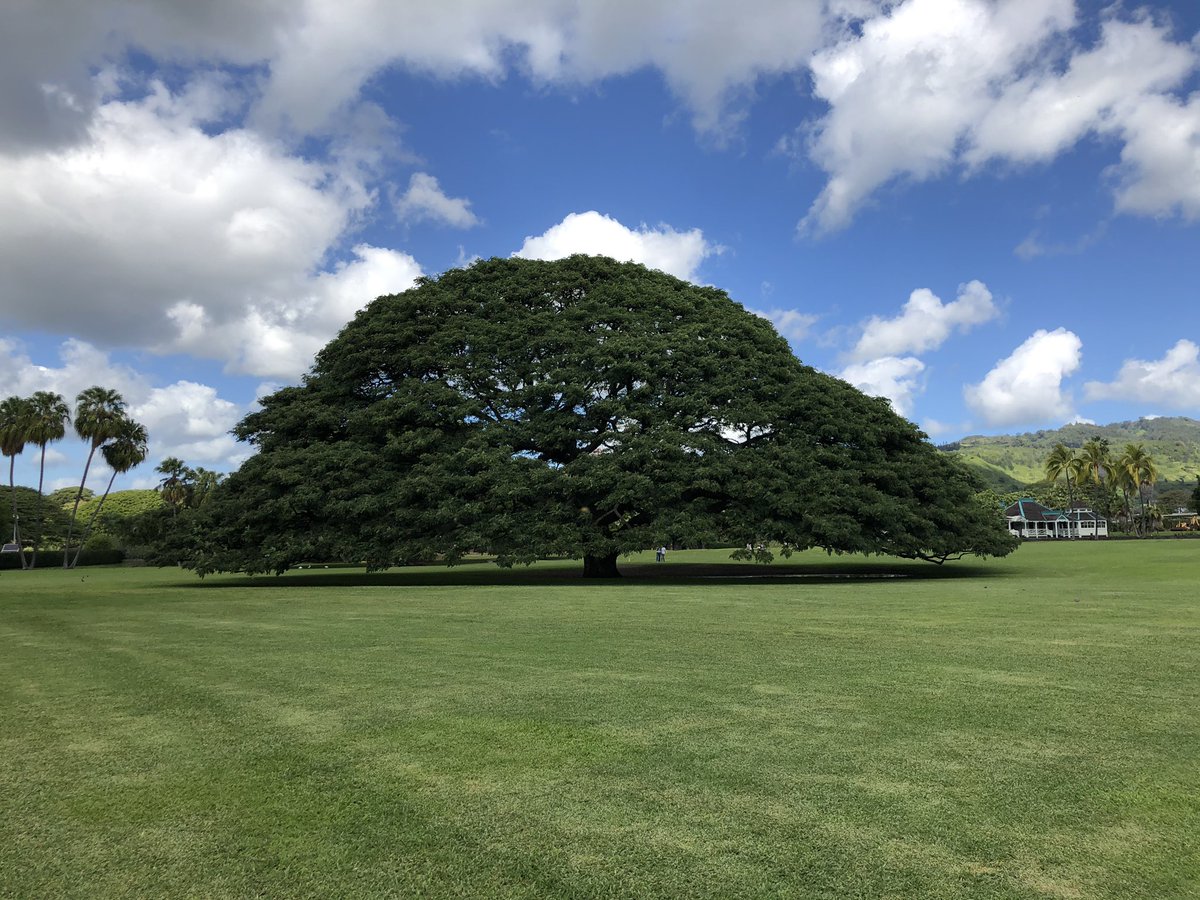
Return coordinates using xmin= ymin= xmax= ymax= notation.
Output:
xmin=175 ymin=557 xmax=1009 ymax=590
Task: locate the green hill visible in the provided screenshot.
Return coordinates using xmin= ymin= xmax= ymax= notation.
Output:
xmin=938 ymin=416 xmax=1200 ymax=489
xmin=74 ymin=489 xmax=165 ymax=541
xmin=75 ymin=488 xmax=164 ymax=522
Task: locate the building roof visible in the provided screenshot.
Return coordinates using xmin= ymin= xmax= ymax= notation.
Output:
xmin=1005 ymin=498 xmax=1105 ymax=524
xmin=1004 ymin=499 xmax=1063 ymax=522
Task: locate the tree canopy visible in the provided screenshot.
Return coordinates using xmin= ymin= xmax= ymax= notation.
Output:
xmin=182 ymin=256 xmax=1017 ymax=576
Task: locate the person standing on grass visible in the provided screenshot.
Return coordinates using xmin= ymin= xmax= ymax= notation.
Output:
xmin=657 ymin=545 xmax=667 ymax=562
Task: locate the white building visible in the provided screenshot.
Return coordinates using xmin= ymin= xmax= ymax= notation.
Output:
xmin=1004 ymin=498 xmax=1108 ymax=539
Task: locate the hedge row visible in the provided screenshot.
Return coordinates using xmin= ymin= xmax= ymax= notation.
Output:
xmin=0 ymin=549 xmax=127 ymax=570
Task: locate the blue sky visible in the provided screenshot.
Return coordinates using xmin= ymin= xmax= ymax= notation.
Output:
xmin=2 ymin=0 xmax=1199 ymax=492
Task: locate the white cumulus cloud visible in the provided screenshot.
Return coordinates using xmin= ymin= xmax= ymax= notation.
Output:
xmin=0 ymin=0 xmax=831 ymax=147
xmin=169 ymin=243 xmax=423 ymax=379
xmin=0 ymin=84 xmax=421 ymax=380
xmin=394 ymin=172 xmax=480 ymax=228
xmin=964 ymin=327 xmax=1082 ymax=426
xmin=839 ymin=356 xmax=926 ymax=418
xmin=752 ymin=308 xmax=819 ymax=343
xmin=966 ymin=17 xmax=1195 ymax=167
xmin=1110 ymin=92 xmax=1200 ymax=221
xmin=248 ymin=0 xmax=831 ymax=138
xmin=514 ymin=211 xmax=715 ymax=282
xmin=801 ymin=0 xmax=1075 ymax=232
xmin=799 ymin=1 xmax=1200 ymax=231
xmin=850 ymin=280 xmax=997 ymax=361
xmin=131 ymin=382 xmax=244 ymax=465
xmin=1084 ymin=340 xmax=1200 ymax=409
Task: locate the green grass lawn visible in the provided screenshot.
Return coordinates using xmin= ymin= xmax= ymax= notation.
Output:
xmin=1 ymin=544 xmax=1197 ymax=899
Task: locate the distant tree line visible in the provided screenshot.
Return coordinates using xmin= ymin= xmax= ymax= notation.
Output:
xmin=0 ymin=388 xmax=147 ymax=568
xmin=1043 ymin=438 xmax=1164 ymax=536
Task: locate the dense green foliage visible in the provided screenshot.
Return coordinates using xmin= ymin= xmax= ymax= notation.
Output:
xmin=49 ymin=486 xmax=91 ymax=507
xmin=1 ymin=544 xmax=1197 ymax=897
xmin=155 ymin=458 xmax=225 ymax=512
xmin=181 ymin=256 xmax=1015 ymax=576
xmin=0 ymin=486 xmax=70 ymax=547
xmin=76 ymin=489 xmax=165 ymax=525
xmin=73 ymin=489 xmax=165 ymax=547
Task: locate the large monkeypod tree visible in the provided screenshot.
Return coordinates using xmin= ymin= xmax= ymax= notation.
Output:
xmin=185 ymin=256 xmax=1016 ymax=577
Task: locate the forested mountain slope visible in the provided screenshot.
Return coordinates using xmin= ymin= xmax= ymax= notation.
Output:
xmin=938 ymin=417 xmax=1200 ymax=488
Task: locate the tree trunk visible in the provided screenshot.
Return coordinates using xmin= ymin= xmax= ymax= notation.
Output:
xmin=8 ymin=455 xmax=25 ymax=569
xmin=582 ymin=551 xmax=620 ymax=578
xmin=72 ymin=470 xmax=117 ymax=569
xmin=64 ymin=445 xmax=97 ymax=568
xmin=30 ymin=444 xmax=47 ymax=569
xmin=1066 ymin=479 xmax=1075 ymax=539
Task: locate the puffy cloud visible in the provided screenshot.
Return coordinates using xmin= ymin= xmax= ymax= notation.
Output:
xmin=394 ymin=172 xmax=481 ymax=228
xmin=0 ymin=338 xmax=250 ymax=486
xmin=169 ymin=244 xmax=423 ymax=379
xmin=513 ymin=211 xmax=714 ymax=282
xmin=1110 ymin=92 xmax=1200 ymax=221
xmin=130 ymin=382 xmax=244 ymax=465
xmin=0 ymin=0 xmax=296 ymax=152
xmin=6 ymin=1 xmax=1198 ymax=237
xmin=850 ymin=280 xmax=997 ymax=361
xmin=0 ymin=338 xmax=141 ymax=404
xmin=799 ymin=2 xmax=1200 ymax=231
xmin=0 ymin=0 xmax=830 ymax=147
xmin=752 ymin=308 xmax=819 ymax=343
xmin=965 ymin=17 xmax=1194 ymax=167
xmin=0 ymin=85 xmax=420 ymax=379
xmin=964 ymin=328 xmax=1082 ymax=426
xmin=801 ymin=0 xmax=1075 ymax=231
xmin=0 ymin=85 xmax=343 ymax=341
xmin=548 ymin=0 xmax=829 ymax=136
xmin=920 ymin=418 xmax=970 ymax=440
xmin=839 ymin=356 xmax=926 ymax=417
xmin=1084 ymin=340 xmax=1200 ymax=409
xmin=246 ymin=0 xmax=831 ymax=138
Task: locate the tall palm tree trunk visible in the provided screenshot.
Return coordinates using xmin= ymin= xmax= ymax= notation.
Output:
xmin=63 ymin=445 xmax=98 ymax=568
xmin=1065 ymin=478 xmax=1075 ymax=538
xmin=8 ymin=454 xmax=26 ymax=569
xmin=1138 ymin=486 xmax=1148 ymax=538
xmin=30 ymin=444 xmax=47 ymax=569
xmin=71 ymin=470 xmax=117 ymax=569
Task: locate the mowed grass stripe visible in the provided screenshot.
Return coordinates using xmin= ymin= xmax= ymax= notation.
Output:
xmin=1 ymin=543 xmax=1197 ymax=898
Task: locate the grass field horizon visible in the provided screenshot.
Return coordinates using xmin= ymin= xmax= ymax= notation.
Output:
xmin=2 ymin=544 xmax=1197 ymax=898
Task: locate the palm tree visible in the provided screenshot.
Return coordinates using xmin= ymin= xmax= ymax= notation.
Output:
xmin=1 ymin=396 xmax=34 ymax=567
xmin=190 ymin=467 xmax=224 ymax=507
xmin=71 ymin=417 xmax=148 ymax=568
xmin=156 ymin=456 xmax=191 ymax=514
xmin=1144 ymin=503 xmax=1164 ymax=535
xmin=1117 ymin=443 xmax=1158 ymax=537
xmin=1044 ymin=443 xmax=1082 ymax=537
xmin=64 ymin=387 xmax=127 ymax=568
xmin=1079 ymin=437 xmax=1111 ymax=538
xmin=25 ymin=391 xmax=71 ymax=569
xmin=1112 ymin=462 xmax=1136 ymax=535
